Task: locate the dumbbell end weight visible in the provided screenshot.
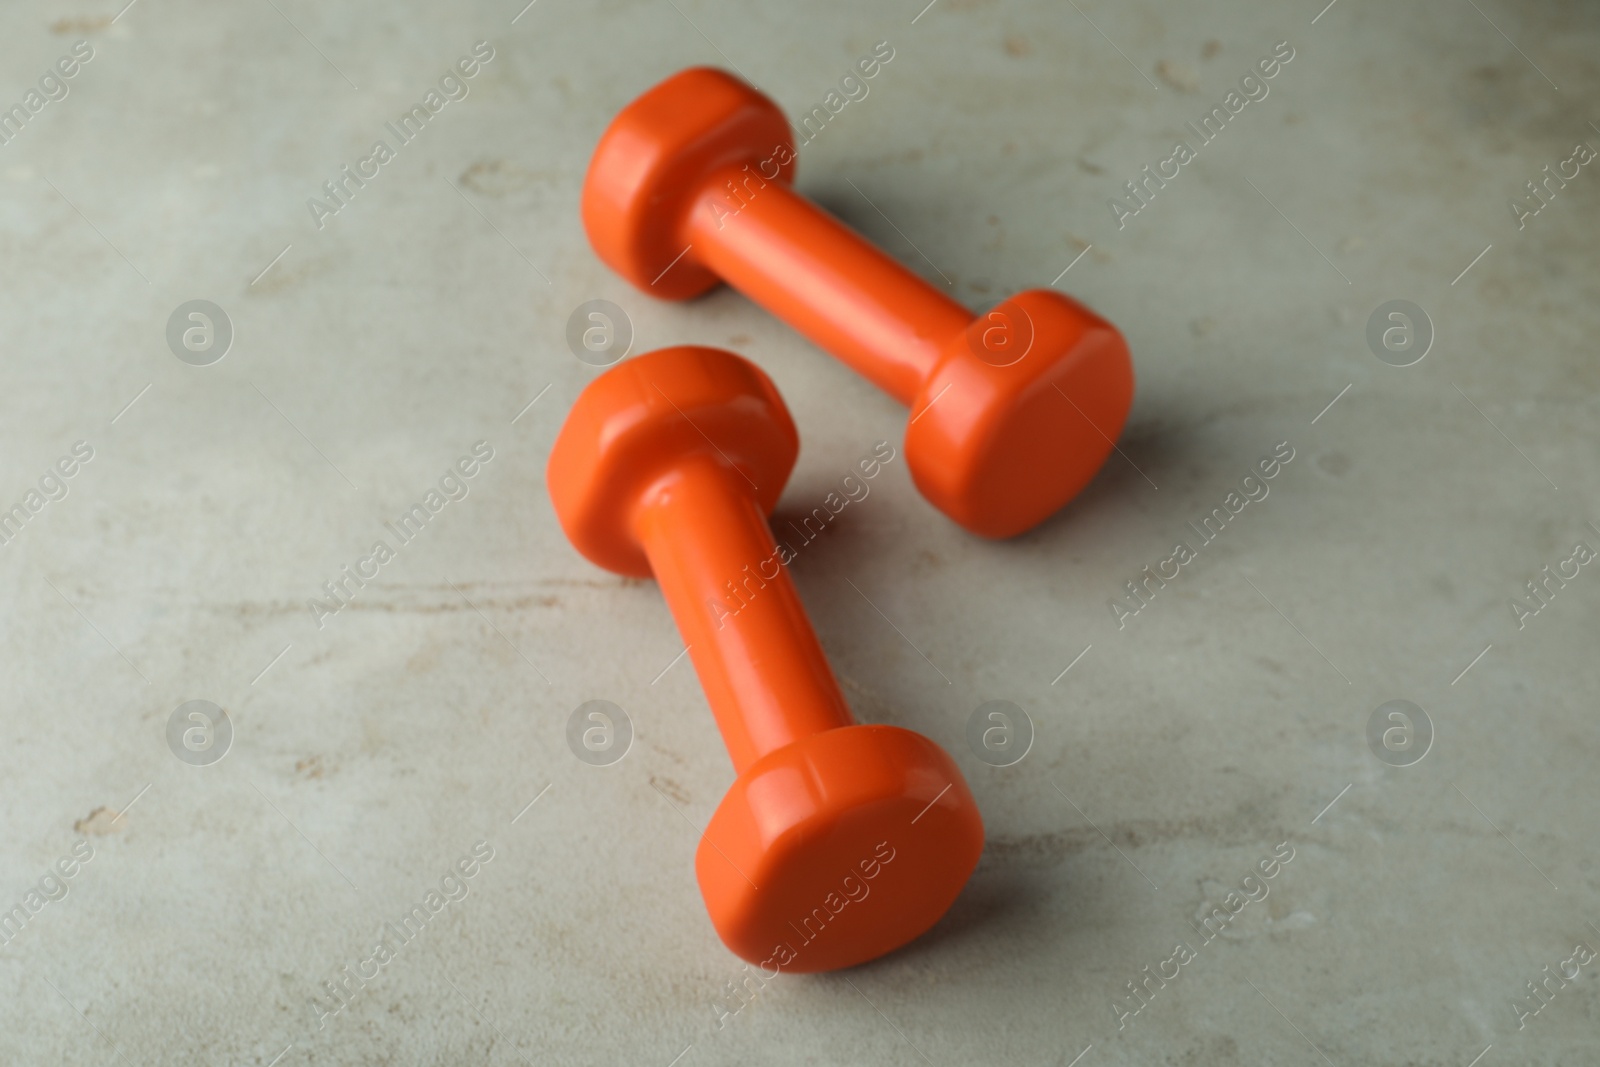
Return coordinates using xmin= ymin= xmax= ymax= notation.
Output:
xmin=545 ymin=344 xmax=795 ymax=578
xmin=909 ymin=287 xmax=1135 ymax=539
xmin=581 ymin=67 xmax=794 ymax=302
xmin=700 ymin=723 xmax=984 ymax=973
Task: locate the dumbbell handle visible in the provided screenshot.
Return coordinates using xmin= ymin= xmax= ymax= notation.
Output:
xmin=684 ymin=163 xmax=971 ymax=407
xmin=633 ymin=451 xmax=854 ymax=773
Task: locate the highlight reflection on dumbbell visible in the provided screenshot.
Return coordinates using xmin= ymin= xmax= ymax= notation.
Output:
xmin=547 ymin=345 xmax=984 ymax=972
xmin=582 ymin=67 xmax=1136 ymax=539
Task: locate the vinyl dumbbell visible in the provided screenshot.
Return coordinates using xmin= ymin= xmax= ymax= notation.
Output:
xmin=582 ymin=67 xmax=1135 ymax=539
xmin=547 ymin=345 xmax=984 ymax=972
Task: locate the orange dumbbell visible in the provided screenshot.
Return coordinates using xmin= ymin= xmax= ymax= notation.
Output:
xmin=582 ymin=67 xmax=1135 ymax=539
xmin=547 ymin=345 xmax=984 ymax=972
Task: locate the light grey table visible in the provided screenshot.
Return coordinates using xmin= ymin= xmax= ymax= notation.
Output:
xmin=1 ymin=1 xmax=1596 ymax=1064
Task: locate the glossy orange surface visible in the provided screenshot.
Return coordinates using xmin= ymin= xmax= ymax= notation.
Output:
xmin=582 ymin=67 xmax=1136 ymax=538
xmin=547 ymin=347 xmax=984 ymax=972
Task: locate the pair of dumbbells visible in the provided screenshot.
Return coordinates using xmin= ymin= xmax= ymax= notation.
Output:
xmin=548 ymin=69 xmax=1133 ymax=971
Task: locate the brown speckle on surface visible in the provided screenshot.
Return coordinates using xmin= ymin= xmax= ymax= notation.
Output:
xmin=459 ymin=159 xmax=548 ymax=196
xmin=649 ymin=743 xmax=688 ymax=767
xmin=51 ymin=16 xmax=111 ymax=34
xmin=1202 ymin=39 xmax=1223 ymax=60
xmin=247 ymin=249 xmax=335 ymax=296
xmin=727 ymin=334 xmax=751 ymax=346
xmin=75 ymin=806 xmax=123 ymax=835
xmin=649 ymin=775 xmax=691 ymax=805
xmin=1003 ymin=34 xmax=1031 ymax=57
xmin=296 ymin=755 xmax=326 ymax=779
xmin=1316 ymin=451 xmax=1354 ymax=478
xmin=1157 ymin=60 xmax=1201 ymax=94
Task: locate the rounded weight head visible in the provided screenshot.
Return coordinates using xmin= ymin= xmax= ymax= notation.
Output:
xmin=696 ymin=724 xmax=985 ymax=973
xmin=582 ymin=67 xmax=795 ymax=300
xmin=546 ymin=346 xmax=797 ymax=577
xmin=905 ymin=289 xmax=1136 ymax=539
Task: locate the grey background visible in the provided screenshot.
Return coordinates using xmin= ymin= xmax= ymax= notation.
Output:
xmin=1 ymin=0 xmax=1596 ymax=1064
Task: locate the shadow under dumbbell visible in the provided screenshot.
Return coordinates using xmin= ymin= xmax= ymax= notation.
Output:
xmin=806 ymin=184 xmax=960 ymax=280
xmin=1017 ymin=406 xmax=1180 ymax=545
xmin=791 ymin=857 xmax=1092 ymax=981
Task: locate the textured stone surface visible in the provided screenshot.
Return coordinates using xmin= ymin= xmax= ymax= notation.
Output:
xmin=0 ymin=1 xmax=1596 ymax=1064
